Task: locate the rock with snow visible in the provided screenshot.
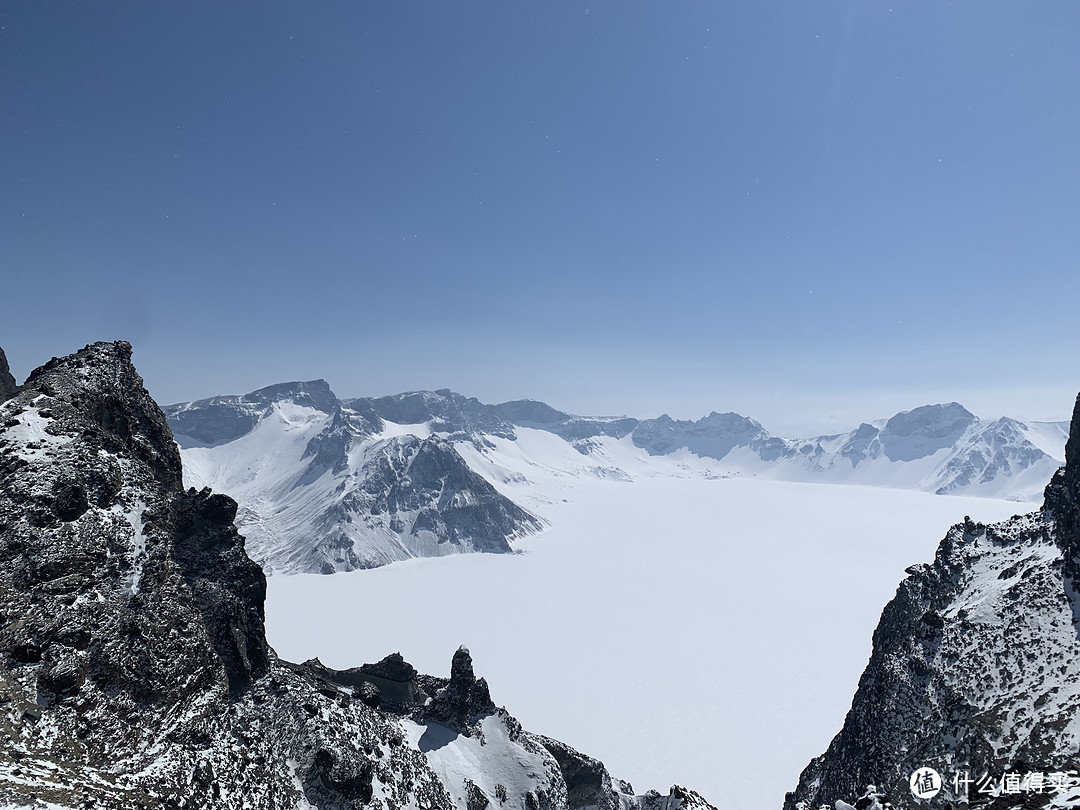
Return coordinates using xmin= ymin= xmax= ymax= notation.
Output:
xmin=878 ymin=402 xmax=977 ymax=462
xmin=355 ymin=389 xmax=515 ymax=441
xmin=631 ymin=411 xmax=767 ymax=458
xmin=493 ymin=399 xmax=638 ymax=442
xmin=783 ymin=394 xmax=1080 ymax=808
xmin=624 ymin=403 xmax=1062 ymax=500
xmin=423 ymin=646 xmax=497 ymax=737
xmin=166 ymin=378 xmax=344 ymax=444
xmin=0 ymin=340 xmax=717 ymax=810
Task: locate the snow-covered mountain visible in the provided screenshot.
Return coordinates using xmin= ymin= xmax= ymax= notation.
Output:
xmin=630 ymin=403 xmax=1066 ymax=499
xmin=166 ymin=384 xmax=543 ymax=574
xmin=165 ymin=384 xmax=1066 ymax=575
xmin=783 ymin=395 xmax=1080 ymax=808
xmin=0 ymin=341 xmax=716 ymax=810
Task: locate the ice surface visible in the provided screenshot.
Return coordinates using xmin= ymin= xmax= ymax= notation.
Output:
xmin=265 ymin=476 xmax=1022 ymax=809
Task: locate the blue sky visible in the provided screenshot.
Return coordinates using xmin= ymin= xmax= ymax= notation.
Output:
xmin=2 ymin=2 xmax=1078 ymax=434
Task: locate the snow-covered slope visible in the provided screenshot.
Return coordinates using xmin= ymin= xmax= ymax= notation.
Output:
xmin=166 ymin=386 xmax=1067 ymax=575
xmin=167 ymin=385 xmax=542 ymax=574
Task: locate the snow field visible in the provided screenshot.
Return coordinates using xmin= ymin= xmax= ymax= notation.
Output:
xmin=265 ymin=475 xmax=1024 ymax=809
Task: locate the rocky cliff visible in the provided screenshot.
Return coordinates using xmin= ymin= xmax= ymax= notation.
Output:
xmin=784 ymin=394 xmax=1080 ymax=808
xmin=0 ymin=346 xmax=16 ymax=401
xmin=0 ymin=342 xmax=714 ymax=810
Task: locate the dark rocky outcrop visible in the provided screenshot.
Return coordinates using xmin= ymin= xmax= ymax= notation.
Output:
xmin=0 ymin=345 xmax=16 ymax=400
xmin=423 ymin=646 xmax=497 ymax=736
xmin=539 ymin=736 xmax=639 ymax=810
xmin=0 ymin=341 xmax=717 ymax=810
xmin=784 ymin=394 xmax=1080 ymax=808
xmin=172 ymin=486 xmax=269 ymax=696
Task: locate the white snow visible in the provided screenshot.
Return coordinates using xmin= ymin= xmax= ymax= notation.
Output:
xmin=1024 ymin=420 xmax=1071 ymax=458
xmin=377 ymin=419 xmax=433 ymax=440
xmin=122 ymin=500 xmax=148 ymax=596
xmin=178 ymin=401 xmax=335 ymax=570
xmin=5 ymin=405 xmax=73 ymax=461
xmin=399 ymin=714 xmax=556 ymax=808
xmin=265 ymin=475 xmax=1024 ymax=810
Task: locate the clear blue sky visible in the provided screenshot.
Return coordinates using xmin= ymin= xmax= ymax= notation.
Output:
xmin=3 ymin=2 xmax=1078 ymax=434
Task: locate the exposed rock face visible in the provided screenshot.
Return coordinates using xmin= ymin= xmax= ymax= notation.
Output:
xmin=172 ymin=486 xmax=269 ymax=696
xmin=631 ymin=412 xmax=766 ymax=458
xmin=0 ymin=341 xmax=717 ymax=810
xmin=0 ymin=346 xmax=16 ymax=400
xmin=784 ymin=394 xmax=1080 ymax=808
xmin=878 ymin=402 xmax=977 ymax=462
xmin=358 ymin=389 xmax=516 ymax=441
xmin=492 ymin=399 xmax=638 ymax=441
xmin=538 ymin=736 xmax=644 ymax=810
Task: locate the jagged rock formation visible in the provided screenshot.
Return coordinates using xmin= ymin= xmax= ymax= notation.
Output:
xmin=0 ymin=341 xmax=716 ymax=810
xmin=784 ymin=394 xmax=1080 ymax=808
xmin=0 ymin=346 xmax=16 ymax=400
xmin=422 ymin=646 xmax=496 ymax=736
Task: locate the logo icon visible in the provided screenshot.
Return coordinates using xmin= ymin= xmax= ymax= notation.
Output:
xmin=910 ymin=767 xmax=942 ymax=799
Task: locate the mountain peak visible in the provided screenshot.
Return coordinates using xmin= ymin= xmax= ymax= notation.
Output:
xmin=880 ymin=402 xmax=977 ymax=462
xmin=246 ymin=378 xmax=339 ymax=412
xmin=19 ymin=340 xmax=183 ymax=489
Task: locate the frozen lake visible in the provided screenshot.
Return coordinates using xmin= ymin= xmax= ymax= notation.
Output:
xmin=265 ymin=476 xmax=1026 ymax=809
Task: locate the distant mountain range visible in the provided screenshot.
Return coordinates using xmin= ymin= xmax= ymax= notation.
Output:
xmin=164 ymin=382 xmax=1068 ymax=575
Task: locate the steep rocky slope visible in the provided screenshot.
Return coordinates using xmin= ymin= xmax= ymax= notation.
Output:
xmin=0 ymin=346 xmax=16 ymax=401
xmin=783 ymin=395 xmax=1080 ymax=808
xmin=0 ymin=342 xmax=714 ymax=810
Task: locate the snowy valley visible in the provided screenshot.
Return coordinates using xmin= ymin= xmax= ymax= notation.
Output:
xmin=165 ymin=382 xmax=1068 ymax=576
